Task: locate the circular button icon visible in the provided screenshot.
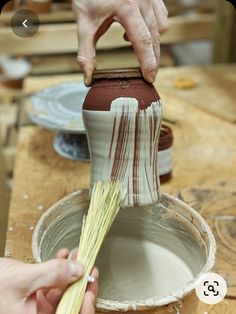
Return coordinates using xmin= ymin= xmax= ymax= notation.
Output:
xmin=195 ymin=272 xmax=227 ymax=305
xmin=11 ymin=9 xmax=39 ymax=38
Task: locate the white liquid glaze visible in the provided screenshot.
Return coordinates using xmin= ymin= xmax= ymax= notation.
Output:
xmin=96 ymin=235 xmax=194 ymax=301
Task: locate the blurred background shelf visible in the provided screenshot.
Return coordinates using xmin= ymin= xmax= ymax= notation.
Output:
xmin=0 ymin=14 xmax=215 ymax=55
xmin=1 ymin=0 xmax=216 ymax=25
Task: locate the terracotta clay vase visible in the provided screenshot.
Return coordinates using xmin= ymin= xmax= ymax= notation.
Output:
xmin=83 ymin=68 xmax=163 ymax=207
xmin=84 ymin=70 xmax=173 ymax=184
xmin=83 ymin=68 xmax=160 ymax=111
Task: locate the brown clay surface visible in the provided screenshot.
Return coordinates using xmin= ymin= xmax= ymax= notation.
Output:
xmin=83 ymin=69 xmax=160 ymax=111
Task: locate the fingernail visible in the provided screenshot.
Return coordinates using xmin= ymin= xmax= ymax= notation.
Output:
xmin=91 ymin=267 xmax=99 ymax=279
xmin=84 ymin=73 xmax=92 ymax=87
xmin=84 ymin=79 xmax=91 ymax=87
xmin=68 ymin=260 xmax=84 ymax=277
xmin=149 ymin=70 xmax=156 ymax=83
xmin=68 ymin=248 xmax=77 ymax=260
xmin=84 ymin=65 xmax=93 ymax=86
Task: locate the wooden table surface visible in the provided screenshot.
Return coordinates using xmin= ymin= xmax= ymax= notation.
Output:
xmin=5 ymin=65 xmax=236 ymax=313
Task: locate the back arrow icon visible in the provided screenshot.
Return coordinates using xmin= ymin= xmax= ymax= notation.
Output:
xmin=22 ymin=19 xmax=28 ymax=28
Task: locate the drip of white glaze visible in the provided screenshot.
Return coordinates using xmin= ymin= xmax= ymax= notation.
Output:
xmin=83 ymin=97 xmax=162 ymax=207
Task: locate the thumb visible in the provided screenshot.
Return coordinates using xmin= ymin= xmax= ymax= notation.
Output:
xmin=19 ymin=259 xmax=84 ymax=297
xmin=77 ymin=14 xmax=96 ymax=86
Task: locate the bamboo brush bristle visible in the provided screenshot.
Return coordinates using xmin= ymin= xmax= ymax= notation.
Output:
xmin=56 ymin=181 xmax=123 ymax=314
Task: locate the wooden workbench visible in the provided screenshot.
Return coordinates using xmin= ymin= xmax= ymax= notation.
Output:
xmin=5 ymin=65 xmax=236 ymax=313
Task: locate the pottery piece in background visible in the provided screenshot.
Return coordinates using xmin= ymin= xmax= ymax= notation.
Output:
xmin=2 ymin=77 xmax=24 ymax=89
xmin=0 ymin=56 xmax=31 ymax=89
xmin=29 ymin=82 xmax=89 ymax=133
xmin=27 ymin=0 xmax=52 ymax=13
xmin=2 ymin=1 xmax=14 ymax=12
xmin=158 ymin=124 xmax=174 ymax=183
xmin=53 ymin=132 xmax=90 ymax=161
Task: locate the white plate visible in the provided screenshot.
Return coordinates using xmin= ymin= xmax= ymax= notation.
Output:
xmin=28 ymin=82 xmax=89 ymax=133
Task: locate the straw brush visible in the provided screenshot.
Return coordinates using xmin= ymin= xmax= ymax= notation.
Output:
xmin=56 ymin=180 xmax=123 ymax=314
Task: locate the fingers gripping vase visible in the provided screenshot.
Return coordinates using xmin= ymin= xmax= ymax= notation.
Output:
xmin=83 ymin=69 xmax=162 ymax=207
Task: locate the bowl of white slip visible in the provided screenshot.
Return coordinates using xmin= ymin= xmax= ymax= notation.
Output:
xmin=32 ymin=189 xmax=216 ymax=314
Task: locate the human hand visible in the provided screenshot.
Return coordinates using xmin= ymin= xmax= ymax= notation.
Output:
xmin=0 ymin=249 xmax=99 ymax=314
xmin=73 ymin=0 xmax=168 ymax=86
xmin=68 ymin=249 xmax=99 ymax=314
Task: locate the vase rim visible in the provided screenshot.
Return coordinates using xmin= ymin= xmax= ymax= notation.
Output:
xmin=93 ymin=68 xmax=143 ymax=81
